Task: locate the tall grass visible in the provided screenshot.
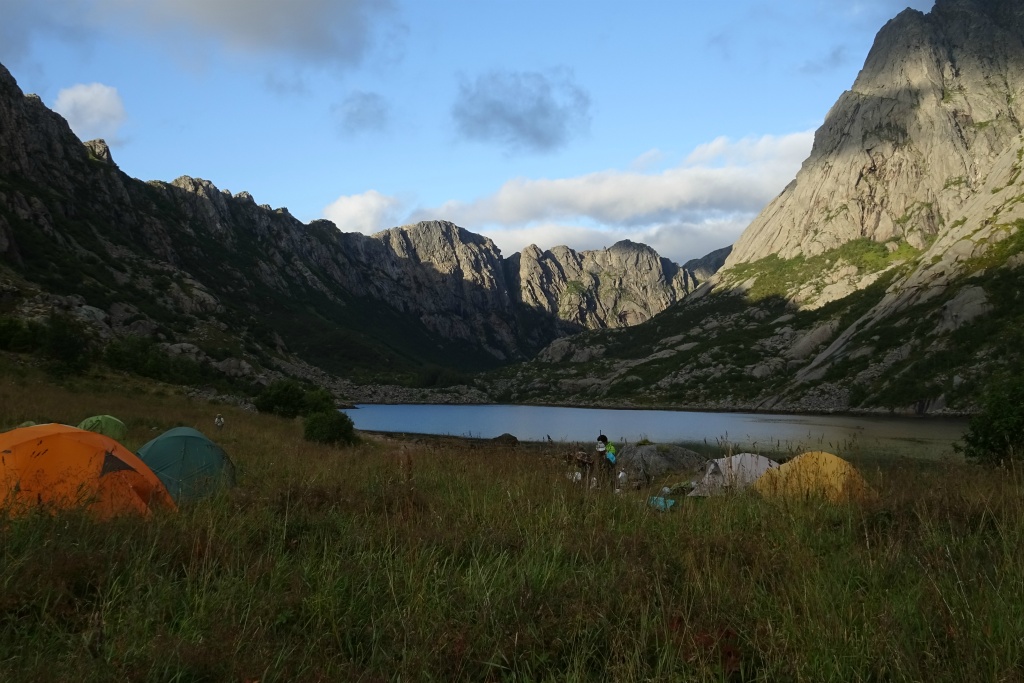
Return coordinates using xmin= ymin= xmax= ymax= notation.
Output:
xmin=1 ymin=366 xmax=1023 ymax=681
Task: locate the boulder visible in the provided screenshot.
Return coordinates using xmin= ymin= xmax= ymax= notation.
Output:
xmin=491 ymin=433 xmax=519 ymax=446
xmin=616 ymin=443 xmax=704 ymax=485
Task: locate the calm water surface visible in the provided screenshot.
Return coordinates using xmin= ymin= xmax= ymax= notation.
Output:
xmin=343 ymin=404 xmax=969 ymax=459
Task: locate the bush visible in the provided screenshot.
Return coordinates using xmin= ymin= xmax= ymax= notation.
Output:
xmin=303 ymin=387 xmax=336 ymax=415
xmin=303 ymin=410 xmax=357 ymax=445
xmin=255 ymin=380 xmax=339 ymax=419
xmin=955 ymin=376 xmax=1024 ymax=464
xmin=105 ymin=335 xmax=205 ymax=384
xmin=254 ymin=379 xmax=307 ymax=418
xmin=0 ymin=316 xmax=43 ymax=353
xmin=41 ymin=312 xmax=92 ymax=376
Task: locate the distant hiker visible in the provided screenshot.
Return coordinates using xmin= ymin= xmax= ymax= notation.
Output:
xmin=596 ymin=434 xmax=617 ymax=487
xmin=214 ymin=414 xmax=225 ymax=431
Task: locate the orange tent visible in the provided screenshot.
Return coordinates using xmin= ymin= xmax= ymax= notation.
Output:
xmin=0 ymin=423 xmax=176 ymax=519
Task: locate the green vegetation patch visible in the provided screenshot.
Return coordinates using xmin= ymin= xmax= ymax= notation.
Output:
xmin=963 ymin=218 xmax=1024 ymax=271
xmin=956 ymin=375 xmax=1024 ymax=463
xmin=725 ymin=239 xmax=918 ymax=303
xmin=843 ymin=259 xmax=1024 ymax=410
xmin=563 ymin=280 xmax=586 ymax=296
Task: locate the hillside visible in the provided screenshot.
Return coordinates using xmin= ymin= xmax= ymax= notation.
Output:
xmin=0 ymin=62 xmax=721 ymax=394
xmin=490 ymin=0 xmax=1024 ymax=414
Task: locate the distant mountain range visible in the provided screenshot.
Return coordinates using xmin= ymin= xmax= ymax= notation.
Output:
xmin=3 ymin=0 xmax=1022 ymax=415
xmin=0 ymin=62 xmax=724 ymax=391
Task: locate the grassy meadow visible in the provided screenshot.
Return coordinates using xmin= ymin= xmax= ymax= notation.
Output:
xmin=1 ymin=365 xmax=1023 ymax=682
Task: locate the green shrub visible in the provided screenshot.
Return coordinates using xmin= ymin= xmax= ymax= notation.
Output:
xmin=41 ymin=312 xmax=92 ymax=376
xmin=303 ymin=410 xmax=357 ymax=445
xmin=255 ymin=380 xmax=339 ymax=419
xmin=303 ymin=387 xmax=336 ymax=415
xmin=0 ymin=316 xmax=43 ymax=352
xmin=104 ymin=335 xmax=205 ymax=385
xmin=955 ymin=376 xmax=1024 ymax=464
xmin=254 ymin=379 xmax=306 ymax=418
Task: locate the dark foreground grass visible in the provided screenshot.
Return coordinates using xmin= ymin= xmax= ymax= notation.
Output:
xmin=1 ymin=371 xmax=1023 ymax=682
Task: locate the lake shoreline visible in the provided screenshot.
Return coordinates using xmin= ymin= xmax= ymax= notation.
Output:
xmin=345 ymin=399 xmax=974 ymax=420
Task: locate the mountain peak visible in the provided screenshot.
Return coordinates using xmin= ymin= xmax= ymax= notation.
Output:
xmin=724 ymin=0 xmax=1024 ymax=273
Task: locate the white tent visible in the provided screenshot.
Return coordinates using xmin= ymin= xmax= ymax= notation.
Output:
xmin=688 ymin=453 xmax=779 ymax=497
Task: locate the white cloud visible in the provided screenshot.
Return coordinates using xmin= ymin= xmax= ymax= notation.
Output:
xmin=633 ymin=219 xmax=748 ymax=264
xmin=322 ymin=131 xmax=814 ymax=263
xmin=484 ymin=218 xmax=745 ymax=264
xmin=53 ymin=82 xmax=127 ymax=142
xmin=322 ymin=189 xmax=404 ymax=234
xmin=483 ymin=222 xmax=610 ymax=258
xmin=684 ymin=132 xmax=812 ymax=166
xmin=415 ymin=130 xmax=812 ymax=222
xmin=629 ymin=149 xmax=667 ymax=172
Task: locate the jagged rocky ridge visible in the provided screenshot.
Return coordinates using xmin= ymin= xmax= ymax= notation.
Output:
xmin=494 ymin=0 xmax=1024 ymax=414
xmin=0 ymin=61 xmax=724 ymax=389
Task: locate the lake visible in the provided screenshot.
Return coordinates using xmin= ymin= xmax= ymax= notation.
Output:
xmin=342 ymin=404 xmax=970 ymax=460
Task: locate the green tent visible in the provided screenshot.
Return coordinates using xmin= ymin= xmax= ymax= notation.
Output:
xmin=77 ymin=414 xmax=128 ymax=442
xmin=137 ymin=427 xmax=236 ymax=503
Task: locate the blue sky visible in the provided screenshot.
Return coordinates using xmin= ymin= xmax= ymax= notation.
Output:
xmin=2 ymin=0 xmax=933 ymax=264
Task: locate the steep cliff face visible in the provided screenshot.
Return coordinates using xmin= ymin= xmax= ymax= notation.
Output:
xmin=0 ymin=61 xmax=719 ymax=381
xmin=357 ymin=221 xmax=521 ymax=361
xmin=351 ymin=224 xmax=702 ymax=360
xmin=510 ymin=239 xmax=696 ymax=327
xmin=727 ymin=0 xmax=1024 ymax=269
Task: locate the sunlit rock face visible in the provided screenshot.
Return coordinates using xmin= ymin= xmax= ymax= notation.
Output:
xmin=726 ymin=0 xmax=1024 ymax=269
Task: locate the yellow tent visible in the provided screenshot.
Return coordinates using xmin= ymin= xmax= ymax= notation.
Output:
xmin=753 ymin=450 xmax=873 ymax=503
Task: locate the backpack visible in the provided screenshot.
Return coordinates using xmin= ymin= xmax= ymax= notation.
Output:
xmin=605 ymin=443 xmax=616 ymax=464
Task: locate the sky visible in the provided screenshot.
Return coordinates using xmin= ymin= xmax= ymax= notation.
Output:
xmin=1 ymin=0 xmax=934 ymax=265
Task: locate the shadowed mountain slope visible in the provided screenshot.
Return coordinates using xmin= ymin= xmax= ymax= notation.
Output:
xmin=0 ymin=62 xmax=721 ymax=389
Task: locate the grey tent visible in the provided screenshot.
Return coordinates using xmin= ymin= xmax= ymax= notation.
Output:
xmin=688 ymin=453 xmax=779 ymax=497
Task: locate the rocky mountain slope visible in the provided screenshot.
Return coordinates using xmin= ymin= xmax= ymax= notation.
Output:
xmin=0 ymin=61 xmax=721 ymax=388
xmin=492 ymin=0 xmax=1024 ymax=414
xmin=728 ymin=0 xmax=1024 ymax=277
